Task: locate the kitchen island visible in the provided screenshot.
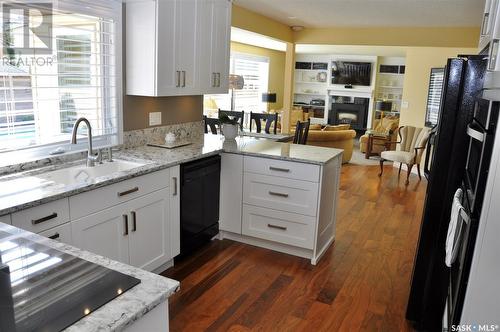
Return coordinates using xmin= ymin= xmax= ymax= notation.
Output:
xmin=0 ymin=222 xmax=179 ymax=331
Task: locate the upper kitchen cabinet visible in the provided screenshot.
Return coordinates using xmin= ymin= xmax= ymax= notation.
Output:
xmin=126 ymin=0 xmax=232 ymax=96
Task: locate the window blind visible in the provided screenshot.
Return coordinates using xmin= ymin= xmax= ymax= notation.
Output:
xmin=0 ymin=0 xmax=121 ymax=155
xmin=231 ymin=53 xmax=269 ymax=113
xmin=425 ymin=68 xmax=445 ymax=127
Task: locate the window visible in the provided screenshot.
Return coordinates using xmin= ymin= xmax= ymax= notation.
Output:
xmin=425 ymin=68 xmax=445 ymax=127
xmin=0 ymin=1 xmax=122 ymax=163
xmin=204 ymin=53 xmax=269 ymax=124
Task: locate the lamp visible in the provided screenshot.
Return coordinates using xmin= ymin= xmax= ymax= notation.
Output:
xmin=228 ymin=74 xmax=244 ymax=110
xmin=262 ymin=92 xmax=277 ymax=112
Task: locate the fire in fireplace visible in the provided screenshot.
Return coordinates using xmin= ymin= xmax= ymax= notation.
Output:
xmin=329 ymin=97 xmax=369 ymax=130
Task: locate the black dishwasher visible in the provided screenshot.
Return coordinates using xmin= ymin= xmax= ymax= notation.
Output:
xmin=179 ymin=155 xmax=221 ymax=258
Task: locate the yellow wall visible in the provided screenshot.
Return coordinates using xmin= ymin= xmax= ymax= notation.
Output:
xmin=293 ymin=27 xmax=480 ymax=48
xmin=399 ymin=47 xmax=478 ymax=128
xmin=231 ymin=41 xmax=286 ymax=111
xmin=231 ymin=5 xmax=293 ymax=43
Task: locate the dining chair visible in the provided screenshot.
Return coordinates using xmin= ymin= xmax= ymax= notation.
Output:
xmin=203 ymin=115 xmax=219 ymax=135
xmin=293 ymin=119 xmax=310 ymax=145
xmin=378 ymin=126 xmax=431 ymax=185
xmin=218 ymin=109 xmax=244 ymax=130
xmin=249 ymin=112 xmax=278 ymax=134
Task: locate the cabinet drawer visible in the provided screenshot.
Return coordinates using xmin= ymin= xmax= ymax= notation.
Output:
xmin=243 ymin=173 xmax=319 ymax=217
xmin=70 ymin=168 xmax=169 ymax=220
xmin=39 ymin=223 xmax=72 ymax=245
xmin=242 ymin=205 xmax=315 ymax=250
xmin=244 ymin=156 xmax=320 ymax=183
xmin=11 ymin=199 xmax=70 ymax=233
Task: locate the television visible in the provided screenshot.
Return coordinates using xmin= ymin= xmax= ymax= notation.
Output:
xmin=331 ymin=61 xmax=372 ymax=86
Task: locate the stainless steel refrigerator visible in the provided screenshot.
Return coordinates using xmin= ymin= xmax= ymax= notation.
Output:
xmin=406 ymin=55 xmax=488 ymax=330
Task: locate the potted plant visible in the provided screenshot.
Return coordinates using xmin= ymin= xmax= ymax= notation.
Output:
xmin=219 ymin=113 xmax=239 ymax=140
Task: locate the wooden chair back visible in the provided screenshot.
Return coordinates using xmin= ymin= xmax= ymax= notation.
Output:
xmin=293 ymin=119 xmax=310 ymax=145
xmin=204 ymin=115 xmax=219 ymax=135
xmin=249 ymin=112 xmax=278 ymax=134
xmin=218 ymin=109 xmax=244 ymax=130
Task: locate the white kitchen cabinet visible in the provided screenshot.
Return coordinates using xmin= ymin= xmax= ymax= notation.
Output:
xmin=127 ymin=189 xmax=170 ymax=271
xmin=126 ymin=0 xmax=231 ymax=96
xmin=219 ymin=153 xmax=243 ymax=233
xmin=71 ymin=189 xmax=171 ymax=270
xmin=39 ymin=223 xmax=73 ymax=245
xmin=0 ymin=214 xmax=11 ymax=225
xmin=198 ymin=0 xmax=231 ymax=93
xmin=71 ymin=204 xmax=130 ymax=265
xmin=220 ymin=155 xmax=342 ymax=265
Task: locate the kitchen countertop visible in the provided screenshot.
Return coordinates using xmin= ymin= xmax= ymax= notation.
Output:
xmin=0 ymin=134 xmax=343 ymax=216
xmin=0 ymin=222 xmax=179 ymax=331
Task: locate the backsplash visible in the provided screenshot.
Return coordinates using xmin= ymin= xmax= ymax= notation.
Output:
xmin=122 ymin=121 xmax=204 ymax=148
xmin=0 ymin=121 xmax=204 ymax=177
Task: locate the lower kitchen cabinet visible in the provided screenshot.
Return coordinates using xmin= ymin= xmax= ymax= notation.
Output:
xmin=71 ymin=188 xmax=172 ymax=271
xmin=71 ymin=203 xmax=130 ymax=265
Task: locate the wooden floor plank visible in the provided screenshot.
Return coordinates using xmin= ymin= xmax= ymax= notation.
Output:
xmin=162 ymin=165 xmax=426 ymax=331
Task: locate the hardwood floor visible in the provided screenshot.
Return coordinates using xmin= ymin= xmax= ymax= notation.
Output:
xmin=162 ymin=164 xmax=427 ymax=331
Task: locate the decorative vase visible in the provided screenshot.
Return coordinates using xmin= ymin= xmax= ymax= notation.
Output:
xmin=222 ymin=123 xmax=238 ymax=140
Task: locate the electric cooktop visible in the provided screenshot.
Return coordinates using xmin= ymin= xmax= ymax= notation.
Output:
xmin=0 ymin=224 xmax=140 ymax=332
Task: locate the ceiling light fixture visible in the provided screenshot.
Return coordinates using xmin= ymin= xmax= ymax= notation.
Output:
xmin=291 ymin=25 xmax=304 ymax=32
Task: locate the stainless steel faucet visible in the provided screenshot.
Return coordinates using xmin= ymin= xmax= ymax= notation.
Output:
xmin=70 ymin=117 xmax=101 ymax=167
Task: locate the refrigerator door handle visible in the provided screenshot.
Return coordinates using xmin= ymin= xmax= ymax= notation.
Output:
xmin=424 ymin=129 xmax=436 ymax=178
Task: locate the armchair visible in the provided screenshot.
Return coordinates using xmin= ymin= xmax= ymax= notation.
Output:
xmin=360 ymin=115 xmax=400 ymax=158
xmin=378 ymin=126 xmax=431 ymax=185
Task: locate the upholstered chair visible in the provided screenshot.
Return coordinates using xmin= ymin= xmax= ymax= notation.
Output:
xmin=379 ymin=126 xmax=431 ymax=185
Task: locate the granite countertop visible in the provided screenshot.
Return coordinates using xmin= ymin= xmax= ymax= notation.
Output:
xmin=0 ymin=134 xmax=343 ymax=216
xmin=0 ymin=222 xmax=179 ymax=332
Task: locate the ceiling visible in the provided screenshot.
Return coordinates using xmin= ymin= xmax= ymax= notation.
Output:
xmin=233 ymin=0 xmax=484 ymax=28
xmin=295 ymin=44 xmax=407 ymax=56
xmin=231 ymin=27 xmax=287 ymax=51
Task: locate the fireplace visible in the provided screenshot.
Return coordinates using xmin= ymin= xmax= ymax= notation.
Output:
xmin=329 ymin=97 xmax=369 ymax=130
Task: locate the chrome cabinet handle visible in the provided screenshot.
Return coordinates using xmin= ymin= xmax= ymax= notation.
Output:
xmin=269 ymin=191 xmax=289 ymax=198
xmin=118 ymin=187 xmax=139 ymax=197
xmin=269 ymin=166 xmax=290 ymax=173
xmin=123 ymin=214 xmax=129 ymax=236
xmin=481 ymin=12 xmax=490 ymax=35
xmin=176 ymin=71 xmax=180 ymax=87
xmin=182 ymin=71 xmax=186 ymax=87
xmin=48 ymin=233 xmax=60 ymax=240
xmin=217 ymin=73 xmax=221 ymax=87
xmin=268 ymin=224 xmax=287 ymax=231
xmin=32 ymin=212 xmax=58 ymax=225
xmin=212 ymin=73 xmax=217 ymax=87
xmin=173 ymin=177 xmax=178 ymax=196
xmin=131 ymin=211 xmax=137 ymax=232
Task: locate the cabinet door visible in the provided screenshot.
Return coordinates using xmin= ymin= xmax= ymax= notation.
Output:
xmin=127 ymin=189 xmax=170 ymax=271
xmin=71 ymin=206 xmax=129 ymax=265
xmin=39 ymin=223 xmax=72 ymax=245
xmin=156 ymin=0 xmax=178 ymax=94
xmin=210 ymin=0 xmax=231 ymax=93
xmin=175 ymin=0 xmax=198 ymax=93
xmin=219 ymin=153 xmax=243 ymax=233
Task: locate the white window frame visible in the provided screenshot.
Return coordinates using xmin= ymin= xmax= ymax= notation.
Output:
xmin=0 ymin=0 xmax=123 ymax=167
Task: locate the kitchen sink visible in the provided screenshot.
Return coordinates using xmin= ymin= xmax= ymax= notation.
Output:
xmin=37 ymin=159 xmax=146 ymax=187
